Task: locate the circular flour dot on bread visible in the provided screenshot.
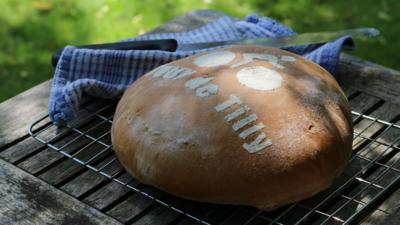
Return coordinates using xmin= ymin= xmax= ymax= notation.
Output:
xmin=236 ymin=66 xmax=283 ymax=91
xmin=193 ymin=51 xmax=236 ymax=67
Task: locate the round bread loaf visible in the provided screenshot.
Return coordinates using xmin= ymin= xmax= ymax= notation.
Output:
xmin=111 ymin=46 xmax=353 ymax=210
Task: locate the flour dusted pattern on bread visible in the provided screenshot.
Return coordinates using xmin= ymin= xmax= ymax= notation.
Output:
xmin=111 ymin=46 xmax=353 ymax=210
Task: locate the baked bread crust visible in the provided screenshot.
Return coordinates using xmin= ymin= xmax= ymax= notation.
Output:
xmin=111 ymin=46 xmax=353 ymax=210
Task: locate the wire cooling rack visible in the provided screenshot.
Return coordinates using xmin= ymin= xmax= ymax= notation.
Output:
xmin=29 ymin=98 xmax=400 ymax=225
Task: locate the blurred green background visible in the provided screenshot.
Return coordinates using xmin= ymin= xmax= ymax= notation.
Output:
xmin=1 ymin=0 xmax=399 ymax=102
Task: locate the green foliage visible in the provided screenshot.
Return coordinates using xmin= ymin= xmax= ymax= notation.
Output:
xmin=0 ymin=0 xmax=399 ymax=102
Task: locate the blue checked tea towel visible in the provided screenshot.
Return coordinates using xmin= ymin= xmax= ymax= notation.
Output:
xmin=49 ymin=14 xmax=354 ymax=125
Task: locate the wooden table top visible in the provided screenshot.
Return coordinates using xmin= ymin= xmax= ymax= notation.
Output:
xmin=1 ymin=10 xmax=399 ymax=225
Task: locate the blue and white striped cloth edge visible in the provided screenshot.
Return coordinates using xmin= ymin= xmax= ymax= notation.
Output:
xmin=49 ymin=14 xmax=354 ymax=125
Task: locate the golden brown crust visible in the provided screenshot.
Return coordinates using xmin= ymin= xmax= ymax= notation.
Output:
xmin=111 ymin=46 xmax=353 ymax=210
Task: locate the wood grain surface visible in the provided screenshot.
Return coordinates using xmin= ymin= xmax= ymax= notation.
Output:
xmin=0 ymin=158 xmax=122 ymax=225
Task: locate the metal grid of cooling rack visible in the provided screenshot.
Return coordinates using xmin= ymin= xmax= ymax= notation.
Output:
xmin=29 ymin=100 xmax=400 ymax=225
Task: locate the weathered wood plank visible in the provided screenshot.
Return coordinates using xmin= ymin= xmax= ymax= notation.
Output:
xmin=17 ymin=147 xmax=65 ymax=175
xmin=341 ymin=86 xmax=359 ymax=98
xmin=361 ymin=210 xmax=400 ymax=225
xmin=108 ymin=194 xmax=156 ymax=224
xmin=60 ymin=169 xmax=108 ymax=198
xmin=354 ymin=103 xmax=400 ymax=157
xmin=131 ymin=196 xmax=198 ymax=225
xmin=0 ymin=136 xmax=46 ymax=164
xmin=14 ymin=115 xmax=113 ymax=181
xmin=105 ymin=186 xmax=166 ymax=223
xmin=59 ymin=156 xmax=122 ymax=198
xmin=176 ymin=204 xmax=219 ymax=225
xmin=38 ymin=158 xmax=86 ymax=186
xmin=348 ymin=92 xmax=383 ymax=118
xmin=352 ymin=102 xmax=400 ymax=224
xmin=131 ymin=206 xmax=180 ymax=225
xmin=13 ymin=123 xmax=95 ymax=174
xmin=0 ymin=80 xmax=51 ymax=149
xmin=337 ymin=54 xmax=400 ymax=106
xmin=0 ymin=114 xmax=103 ymax=164
xmin=38 ymin=136 xmax=115 ymax=187
xmin=40 ymin=155 xmax=114 ymax=189
xmin=0 ymin=158 xmax=122 ymax=225
xmin=82 ymin=173 xmax=134 ymax=211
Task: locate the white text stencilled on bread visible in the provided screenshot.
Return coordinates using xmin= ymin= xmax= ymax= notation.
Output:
xmin=152 ymin=65 xmax=195 ymax=80
xmin=150 ymin=62 xmax=273 ymax=154
xmin=215 ymin=95 xmax=272 ymax=153
xmin=231 ymin=53 xmax=296 ymax=69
